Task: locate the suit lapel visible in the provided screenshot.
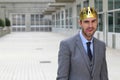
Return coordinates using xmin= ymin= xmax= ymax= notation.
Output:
xmin=75 ymin=33 xmax=91 ymax=70
xmin=92 ymin=38 xmax=100 ymax=75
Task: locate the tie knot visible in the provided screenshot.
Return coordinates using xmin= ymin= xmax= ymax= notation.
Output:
xmin=87 ymin=42 xmax=91 ymax=46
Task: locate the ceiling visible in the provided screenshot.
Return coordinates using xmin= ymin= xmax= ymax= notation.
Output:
xmin=0 ymin=0 xmax=55 ymax=3
xmin=55 ymin=0 xmax=75 ymax=3
xmin=0 ymin=0 xmax=76 ymax=15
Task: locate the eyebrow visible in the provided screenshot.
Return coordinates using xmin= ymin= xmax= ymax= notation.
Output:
xmin=83 ymin=19 xmax=97 ymax=22
xmin=92 ymin=19 xmax=97 ymax=22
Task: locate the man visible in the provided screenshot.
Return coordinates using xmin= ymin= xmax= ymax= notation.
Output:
xmin=56 ymin=7 xmax=108 ymax=80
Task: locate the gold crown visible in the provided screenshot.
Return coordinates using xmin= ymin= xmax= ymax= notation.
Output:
xmin=80 ymin=7 xmax=98 ymax=20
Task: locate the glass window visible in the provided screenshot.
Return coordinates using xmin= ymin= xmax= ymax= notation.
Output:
xmin=108 ymin=0 xmax=120 ymax=10
xmin=52 ymin=15 xmax=55 ymax=26
xmin=77 ymin=4 xmax=81 ymax=29
xmin=36 ymin=14 xmax=39 ymax=25
xmin=108 ymin=12 xmax=113 ymax=32
xmin=69 ymin=8 xmax=73 ymax=28
xmin=61 ymin=11 xmax=64 ymax=19
xmin=55 ymin=16 xmax=57 ymax=28
xmin=115 ymin=0 xmax=120 ymax=9
xmin=108 ymin=0 xmax=113 ymax=10
xmin=115 ymin=11 xmax=120 ymax=33
xmin=69 ymin=8 xmax=72 ymax=17
xmin=62 ymin=20 xmax=64 ymax=28
xmin=61 ymin=11 xmax=64 ymax=28
xmin=31 ymin=14 xmax=51 ymax=27
xmin=17 ymin=14 xmax=21 ymax=25
xmin=12 ymin=14 xmax=17 ymax=26
xmin=31 ymin=14 xmax=34 ymax=25
xmin=69 ymin=18 xmax=73 ymax=28
xmin=58 ymin=12 xmax=60 ymax=20
xmin=98 ymin=0 xmax=103 ymax=12
xmin=58 ymin=12 xmax=60 ymax=28
xmin=22 ymin=15 xmax=25 ymax=25
xmin=95 ymin=0 xmax=98 ymax=10
xmin=65 ymin=9 xmax=68 ymax=18
xmin=12 ymin=14 xmax=25 ymax=26
xmin=56 ymin=13 xmax=60 ymax=28
xmin=65 ymin=9 xmax=69 ymax=28
xmin=98 ymin=14 xmax=103 ymax=31
xmin=95 ymin=0 xmax=103 ymax=12
xmin=83 ymin=0 xmax=89 ymax=7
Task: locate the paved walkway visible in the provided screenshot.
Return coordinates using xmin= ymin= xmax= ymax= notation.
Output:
xmin=0 ymin=32 xmax=120 ymax=80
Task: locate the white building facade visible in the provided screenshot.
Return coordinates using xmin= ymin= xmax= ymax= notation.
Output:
xmin=0 ymin=0 xmax=120 ymax=49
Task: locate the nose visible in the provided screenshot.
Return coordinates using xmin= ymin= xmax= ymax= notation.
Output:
xmin=89 ymin=22 xmax=93 ymax=28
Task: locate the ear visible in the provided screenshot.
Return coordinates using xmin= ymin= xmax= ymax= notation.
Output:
xmin=78 ymin=20 xmax=82 ymax=25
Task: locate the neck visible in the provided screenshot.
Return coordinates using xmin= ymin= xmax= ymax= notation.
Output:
xmin=86 ymin=37 xmax=92 ymax=41
xmin=82 ymin=31 xmax=93 ymax=41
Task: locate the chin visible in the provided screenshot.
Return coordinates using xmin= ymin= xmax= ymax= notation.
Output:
xmin=87 ymin=34 xmax=93 ymax=37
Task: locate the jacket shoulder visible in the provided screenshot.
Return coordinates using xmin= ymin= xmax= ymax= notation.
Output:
xmin=94 ymin=37 xmax=106 ymax=47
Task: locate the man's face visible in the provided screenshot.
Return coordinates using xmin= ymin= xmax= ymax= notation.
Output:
xmin=80 ymin=17 xmax=98 ymax=40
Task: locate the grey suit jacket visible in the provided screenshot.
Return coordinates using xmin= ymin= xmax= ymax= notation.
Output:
xmin=57 ymin=33 xmax=108 ymax=80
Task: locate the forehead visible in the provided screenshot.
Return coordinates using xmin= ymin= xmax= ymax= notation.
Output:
xmin=82 ymin=17 xmax=97 ymax=21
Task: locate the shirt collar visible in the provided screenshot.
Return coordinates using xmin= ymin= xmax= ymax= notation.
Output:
xmin=79 ymin=30 xmax=93 ymax=44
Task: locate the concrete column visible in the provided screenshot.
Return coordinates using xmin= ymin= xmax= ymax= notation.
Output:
xmin=72 ymin=3 xmax=78 ymax=33
xmin=25 ymin=13 xmax=31 ymax=32
xmin=103 ymin=0 xmax=108 ymax=46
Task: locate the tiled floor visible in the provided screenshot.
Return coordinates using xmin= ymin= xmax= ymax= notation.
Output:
xmin=0 ymin=32 xmax=120 ymax=80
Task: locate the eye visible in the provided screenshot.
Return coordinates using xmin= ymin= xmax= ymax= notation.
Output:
xmin=84 ymin=21 xmax=89 ymax=23
xmin=92 ymin=20 xmax=97 ymax=23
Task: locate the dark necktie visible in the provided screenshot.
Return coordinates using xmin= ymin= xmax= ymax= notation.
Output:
xmin=86 ymin=42 xmax=92 ymax=61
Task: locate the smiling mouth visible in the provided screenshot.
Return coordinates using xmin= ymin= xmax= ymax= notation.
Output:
xmin=87 ymin=29 xmax=93 ymax=32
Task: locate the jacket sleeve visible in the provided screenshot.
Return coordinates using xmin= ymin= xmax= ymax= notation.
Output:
xmin=56 ymin=40 xmax=71 ymax=80
xmin=100 ymin=46 xmax=109 ymax=80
